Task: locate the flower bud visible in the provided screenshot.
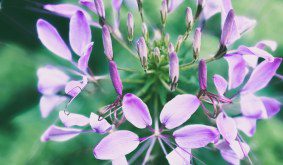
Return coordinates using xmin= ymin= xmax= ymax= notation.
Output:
xmin=168 ymin=42 xmax=175 ymax=54
xmin=220 ymin=10 xmax=235 ymax=47
xmin=127 ymin=12 xmax=134 ymax=42
xmin=102 ymin=25 xmax=113 ymax=60
xmin=109 ymin=61 xmax=123 ymax=96
xmin=160 ymin=0 xmax=167 ymax=25
xmin=164 ymin=33 xmax=170 ymax=45
xmin=137 ymin=37 xmax=148 ymax=69
xmin=169 ymin=52 xmax=179 ymax=91
xmin=185 ymin=7 xmax=193 ymax=31
xmin=175 ymin=35 xmax=183 ymax=52
xmin=94 ymin=0 xmax=105 ymax=20
xmin=154 ymin=47 xmax=161 ymax=62
xmin=142 ymin=23 xmax=149 ymax=41
xmin=198 ymin=59 xmax=207 ymax=90
xmin=193 ymin=28 xmax=202 ymax=60
xmin=195 ymin=0 xmax=204 ymax=20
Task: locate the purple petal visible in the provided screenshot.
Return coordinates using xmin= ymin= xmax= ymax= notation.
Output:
xmin=166 ymin=147 xmax=191 ymax=165
xmin=240 ymin=93 xmax=265 ymax=118
xmin=173 ymin=124 xmax=219 ymax=149
xmin=213 ymin=74 xmax=228 ymax=95
xmin=90 ymin=113 xmax=112 ymax=133
xmin=260 ymin=97 xmax=281 ymax=119
xmin=122 ymin=93 xmax=152 ymax=129
xmin=216 ymin=113 xmax=237 ymax=143
xmin=236 ymin=16 xmax=256 ymax=35
xmin=69 ymin=11 xmax=91 ymax=56
xmin=256 ymin=40 xmax=277 ymax=51
xmin=109 ymin=61 xmax=123 ymax=96
xmin=168 ymin=0 xmax=185 ymax=13
xmin=39 ymin=95 xmax=67 ymax=118
xmin=198 ymin=59 xmax=207 ymax=90
xmin=220 ymin=10 xmax=239 ymax=46
xmin=65 ymin=76 xmax=88 ymax=98
xmin=112 ymin=0 xmax=123 ymax=12
xmin=238 ymin=45 xmax=274 ymax=62
xmin=37 ymin=66 xmax=70 ymax=95
xmin=160 ymin=94 xmax=200 ymax=129
xmin=241 ymin=58 xmax=282 ymax=94
xmin=224 ymin=54 xmax=247 ymax=89
xmin=41 ymin=125 xmax=81 ymax=142
xmin=93 ymin=130 xmax=139 ymax=160
xmin=36 ymin=19 xmax=72 ymax=61
xmin=78 ymin=42 xmax=93 ymax=72
xmin=201 ymin=0 xmax=221 ymax=20
xmin=59 ymin=111 xmax=89 ymax=127
xmin=233 ymin=117 xmax=256 ymax=137
xmin=112 ymin=156 xmax=128 ymax=165
xmin=79 ymin=0 xmax=98 ymax=14
xmin=229 ymin=140 xmax=250 ymax=159
xmin=242 ymin=54 xmax=258 ymax=68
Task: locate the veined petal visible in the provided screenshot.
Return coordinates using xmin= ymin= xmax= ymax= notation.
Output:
xmin=37 ymin=19 xmax=72 ymax=61
xmin=112 ymin=156 xmax=128 ymax=165
xmin=220 ymin=10 xmax=240 ymax=46
xmin=166 ymin=147 xmax=191 ymax=165
xmin=59 ymin=111 xmax=89 ymax=127
xmin=65 ymin=76 xmax=88 ymax=98
xmin=122 ymin=93 xmax=152 ymax=129
xmin=216 ymin=113 xmax=237 ymax=143
xmin=70 ymin=11 xmax=92 ymax=56
xmin=78 ymin=42 xmax=94 ymax=72
xmin=160 ymin=94 xmax=200 ymax=129
xmin=229 ymin=140 xmax=250 ymax=159
xmin=234 ymin=117 xmax=256 ymax=137
xmin=240 ymin=93 xmax=265 ymax=118
xmin=202 ymin=0 xmax=222 ymax=20
xmin=224 ymin=54 xmax=247 ymax=89
xmin=173 ymin=124 xmax=219 ymax=149
xmin=213 ymin=74 xmax=228 ymax=95
xmin=238 ymin=46 xmax=274 ymax=62
xmin=40 ymin=95 xmax=67 ymax=118
xmin=41 ymin=125 xmax=82 ymax=142
xmin=90 ymin=113 xmax=111 ymax=133
xmin=93 ymin=130 xmax=139 ymax=160
xmin=236 ymin=16 xmax=256 ymax=35
xmin=241 ymin=58 xmax=282 ymax=94
xmin=256 ymin=40 xmax=277 ymax=51
xmin=168 ymin=0 xmax=184 ymax=13
xmin=260 ymin=97 xmax=281 ymax=119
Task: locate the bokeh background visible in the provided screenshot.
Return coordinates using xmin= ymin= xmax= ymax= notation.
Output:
xmin=0 ymin=0 xmax=283 ymax=164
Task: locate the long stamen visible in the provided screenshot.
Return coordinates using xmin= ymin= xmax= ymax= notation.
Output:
xmin=129 ymin=139 xmax=152 ymax=164
xmin=158 ymin=137 xmax=168 ymax=155
xmin=142 ymin=137 xmax=157 ymax=165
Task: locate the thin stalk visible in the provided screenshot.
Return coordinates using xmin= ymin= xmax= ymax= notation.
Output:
xmin=142 ymin=138 xmax=157 ymax=165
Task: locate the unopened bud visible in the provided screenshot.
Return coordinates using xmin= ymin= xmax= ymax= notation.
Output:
xmin=164 ymin=33 xmax=170 ymax=45
xmin=154 ymin=47 xmax=161 ymax=62
xmin=220 ymin=10 xmax=235 ymax=47
xmin=186 ymin=7 xmax=193 ymax=31
xmin=195 ymin=0 xmax=204 ymax=20
xmin=193 ymin=28 xmax=202 ymax=60
xmin=137 ymin=37 xmax=148 ymax=69
xmin=109 ymin=61 xmax=123 ymax=96
xmin=94 ymin=0 xmax=105 ymax=23
xmin=127 ymin=12 xmax=134 ymax=42
xmin=169 ymin=52 xmax=179 ymax=91
xmin=160 ymin=0 xmax=167 ymax=25
xmin=198 ymin=59 xmax=207 ymax=90
xmin=102 ymin=25 xmax=113 ymax=60
xmin=168 ymin=42 xmax=175 ymax=54
xmin=175 ymin=35 xmax=184 ymax=52
xmin=142 ymin=23 xmax=149 ymax=41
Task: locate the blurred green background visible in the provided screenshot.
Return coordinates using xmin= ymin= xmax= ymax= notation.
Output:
xmin=0 ymin=0 xmax=283 ymax=164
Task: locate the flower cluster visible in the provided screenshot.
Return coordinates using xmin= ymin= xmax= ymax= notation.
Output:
xmin=36 ymin=0 xmax=282 ymax=164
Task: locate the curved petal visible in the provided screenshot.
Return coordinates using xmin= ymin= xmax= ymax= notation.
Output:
xmin=112 ymin=156 xmax=128 ymax=165
xmin=70 ymin=11 xmax=92 ymax=56
xmin=160 ymin=94 xmax=200 ymax=129
xmin=256 ymin=40 xmax=277 ymax=51
xmin=37 ymin=19 xmax=72 ymax=61
xmin=213 ymin=74 xmax=228 ymax=95
xmin=78 ymin=42 xmax=94 ymax=72
xmin=90 ymin=113 xmax=111 ymax=133
xmin=166 ymin=147 xmax=191 ymax=165
xmin=79 ymin=0 xmax=98 ymax=14
xmin=241 ymin=58 xmax=282 ymax=94
xmin=224 ymin=54 xmax=247 ymax=89
xmin=236 ymin=16 xmax=256 ymax=35
xmin=37 ymin=66 xmax=70 ymax=95
xmin=229 ymin=140 xmax=250 ymax=159
xmin=112 ymin=0 xmax=123 ymax=12
xmin=59 ymin=111 xmax=89 ymax=127
xmin=41 ymin=125 xmax=81 ymax=142
xmin=65 ymin=76 xmax=88 ymax=98
xmin=238 ymin=46 xmax=274 ymax=62
xmin=93 ymin=130 xmax=139 ymax=160
xmin=122 ymin=93 xmax=152 ymax=129
xmin=242 ymin=54 xmax=258 ymax=68
xmin=173 ymin=124 xmax=219 ymax=149
xmin=202 ymin=0 xmax=221 ymax=20
xmin=233 ymin=117 xmax=256 ymax=137
xmin=260 ymin=97 xmax=281 ymax=119
xmin=168 ymin=0 xmax=184 ymax=13
xmin=240 ymin=93 xmax=265 ymax=118
xmin=40 ymin=95 xmax=67 ymax=118
xmin=216 ymin=113 xmax=237 ymax=143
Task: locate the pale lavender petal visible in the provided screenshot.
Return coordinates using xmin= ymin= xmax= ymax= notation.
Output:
xmin=166 ymin=147 xmax=191 ymax=165
xmin=229 ymin=140 xmax=250 ymax=159
xmin=59 ymin=111 xmax=89 ymax=127
xmin=41 ymin=125 xmax=81 ymax=142
xmin=122 ymin=93 xmax=152 ymax=129
xmin=220 ymin=10 xmax=240 ymax=46
xmin=112 ymin=156 xmax=128 ymax=165
xmin=69 ymin=11 xmax=91 ymax=56
xmin=215 ymin=140 xmax=240 ymax=165
xmin=224 ymin=54 xmax=247 ymax=89
xmin=234 ymin=117 xmax=257 ymax=137
xmin=260 ymin=97 xmax=281 ymax=119
xmin=90 ymin=113 xmax=112 ymax=133
xmin=39 ymin=95 xmax=67 ymax=118
xmin=168 ymin=0 xmax=185 ymax=13
xmin=236 ymin=16 xmax=256 ymax=35
xmin=242 ymin=54 xmax=258 ymax=68
xmin=112 ymin=0 xmax=123 ymax=12
xmin=202 ymin=0 xmax=221 ymax=20
xmin=238 ymin=45 xmax=274 ymax=62
xmin=124 ymin=0 xmax=138 ymax=10
xmin=78 ymin=42 xmax=93 ymax=72
xmin=37 ymin=66 xmax=69 ymax=95
xmin=213 ymin=74 xmax=228 ymax=95
xmin=173 ymin=124 xmax=219 ymax=149
xmin=93 ymin=130 xmax=139 ymax=160
xmin=65 ymin=76 xmax=88 ymax=98
xmin=160 ymin=94 xmax=200 ymax=129
xmin=216 ymin=112 xmax=237 ymax=143
xmin=37 ymin=19 xmax=72 ymax=61
xmin=240 ymin=93 xmax=265 ymax=118
xmin=241 ymin=58 xmax=282 ymax=94
xmin=256 ymin=40 xmax=277 ymax=51
xmin=79 ymin=0 xmax=98 ymax=14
